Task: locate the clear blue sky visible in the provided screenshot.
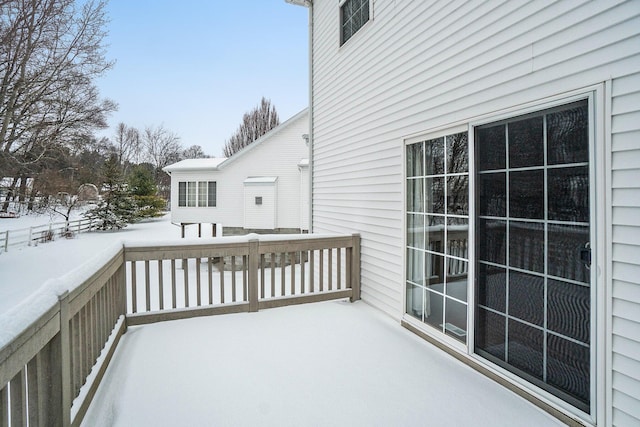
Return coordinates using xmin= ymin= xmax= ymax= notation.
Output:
xmin=96 ymin=0 xmax=309 ymax=157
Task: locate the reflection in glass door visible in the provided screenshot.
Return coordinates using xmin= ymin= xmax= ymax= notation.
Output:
xmin=474 ymin=100 xmax=592 ymax=412
xmin=406 ymin=131 xmax=469 ymax=343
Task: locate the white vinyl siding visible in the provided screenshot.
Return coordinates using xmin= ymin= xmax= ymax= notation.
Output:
xmin=244 ymin=178 xmax=277 ymax=230
xmin=310 ymin=0 xmax=640 ymax=423
xmin=311 ymin=0 xmax=639 ymax=308
xmin=610 ymin=70 xmax=640 ymax=426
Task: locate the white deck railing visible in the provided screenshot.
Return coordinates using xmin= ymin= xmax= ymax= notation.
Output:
xmin=0 ymin=234 xmax=360 ymax=426
xmin=0 ymin=218 xmax=95 ymax=253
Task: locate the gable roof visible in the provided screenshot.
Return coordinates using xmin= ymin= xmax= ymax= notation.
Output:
xmin=162 ymin=108 xmax=309 ymax=174
xmin=217 ymin=108 xmax=308 ymax=168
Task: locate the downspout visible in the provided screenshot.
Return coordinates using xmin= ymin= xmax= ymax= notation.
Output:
xmin=286 ymin=0 xmax=313 ymax=233
xmin=307 ymin=2 xmax=314 ymax=233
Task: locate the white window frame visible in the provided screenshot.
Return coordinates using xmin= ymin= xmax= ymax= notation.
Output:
xmin=403 ymin=123 xmax=470 ymax=354
xmin=177 ymin=180 xmax=217 ymax=208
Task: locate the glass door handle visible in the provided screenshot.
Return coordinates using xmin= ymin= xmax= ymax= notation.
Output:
xmin=580 ymin=242 xmax=591 ymax=269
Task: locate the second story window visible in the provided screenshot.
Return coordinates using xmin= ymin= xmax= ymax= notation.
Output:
xmin=340 ymin=0 xmax=369 ymax=46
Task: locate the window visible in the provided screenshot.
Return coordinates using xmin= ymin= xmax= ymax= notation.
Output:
xmin=208 ymin=181 xmax=217 ymax=207
xmin=177 ymin=181 xmax=216 ymax=207
xmin=178 ymin=182 xmax=186 ymax=207
xmin=198 ymin=182 xmax=207 ymax=207
xmin=340 ymin=0 xmax=369 ymax=45
xmin=406 ymin=131 xmax=469 ymax=343
xmin=187 ymin=182 xmax=196 ymax=207
xmin=255 ymin=196 xmax=262 ymax=205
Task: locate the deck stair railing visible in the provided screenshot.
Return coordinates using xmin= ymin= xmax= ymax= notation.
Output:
xmin=0 ymin=233 xmax=360 ymax=426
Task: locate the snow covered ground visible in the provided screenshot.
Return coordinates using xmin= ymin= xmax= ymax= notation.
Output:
xmin=0 ymin=214 xmax=183 ymax=316
xmin=81 ymin=301 xmax=564 ymax=426
xmin=2 ymin=212 xmax=564 ymax=426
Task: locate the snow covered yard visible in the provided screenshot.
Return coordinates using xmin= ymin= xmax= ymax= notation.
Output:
xmin=81 ymin=300 xmax=564 ymax=427
xmin=2 ymin=214 xmax=563 ymax=426
xmin=0 ymin=214 xmax=182 ymax=315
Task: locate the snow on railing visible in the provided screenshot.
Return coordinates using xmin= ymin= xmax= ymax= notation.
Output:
xmin=0 ymin=234 xmax=361 ymax=426
xmin=0 ymin=217 xmax=95 ymax=254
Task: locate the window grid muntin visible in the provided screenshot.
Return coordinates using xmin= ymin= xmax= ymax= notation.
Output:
xmin=405 ymin=131 xmax=469 ymax=342
xmin=186 ymin=182 xmax=196 ymax=207
xmin=197 ymin=181 xmax=207 ymax=207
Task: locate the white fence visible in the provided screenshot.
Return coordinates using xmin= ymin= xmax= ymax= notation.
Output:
xmin=0 ymin=218 xmax=95 ymax=253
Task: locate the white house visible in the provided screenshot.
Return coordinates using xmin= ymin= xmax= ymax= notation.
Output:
xmin=163 ymin=109 xmax=309 ymax=236
xmin=287 ymin=1 xmax=640 ymax=426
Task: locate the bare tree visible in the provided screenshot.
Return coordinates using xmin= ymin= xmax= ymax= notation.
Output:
xmin=223 ymin=97 xmax=279 ymax=157
xmin=143 ymin=124 xmax=182 ymax=170
xmin=182 ymin=144 xmax=208 ymax=159
xmin=112 ymin=122 xmax=141 ymax=173
xmin=0 ymin=0 xmax=115 ymax=211
xmin=142 ymin=124 xmax=181 ymax=200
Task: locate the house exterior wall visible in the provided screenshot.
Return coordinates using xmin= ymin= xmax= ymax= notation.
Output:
xmin=309 ymin=0 xmax=640 ymax=424
xmin=168 ymin=170 xmax=220 ymax=225
xmin=167 ymin=111 xmax=309 ymax=230
xmin=610 ymin=70 xmax=640 ymax=426
xmin=243 ymin=181 xmax=277 ymax=230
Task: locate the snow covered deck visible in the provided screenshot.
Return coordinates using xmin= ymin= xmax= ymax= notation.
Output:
xmin=1 ymin=216 xmax=563 ymax=426
xmin=81 ymin=301 xmax=563 ymax=427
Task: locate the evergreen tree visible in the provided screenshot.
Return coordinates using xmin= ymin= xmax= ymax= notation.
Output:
xmin=84 ymin=156 xmax=137 ymax=230
xmin=128 ymin=164 xmax=166 ymax=218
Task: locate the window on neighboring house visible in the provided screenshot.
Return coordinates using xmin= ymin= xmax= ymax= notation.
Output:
xmin=187 ymin=182 xmax=196 ymax=207
xmin=340 ymin=0 xmax=370 ymax=46
xmin=177 ymin=181 xmax=216 ymax=207
xmin=178 ymin=182 xmax=186 ymax=207
xmin=208 ymin=181 xmax=217 ymax=207
xmin=198 ymin=181 xmax=207 ymax=207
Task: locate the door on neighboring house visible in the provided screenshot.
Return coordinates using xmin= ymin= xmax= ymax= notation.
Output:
xmin=474 ymin=99 xmax=592 ymax=413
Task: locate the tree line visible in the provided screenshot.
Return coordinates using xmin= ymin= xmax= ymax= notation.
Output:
xmin=1 ymin=0 xmax=280 ymax=229
xmin=0 ymin=0 xmax=208 ymax=220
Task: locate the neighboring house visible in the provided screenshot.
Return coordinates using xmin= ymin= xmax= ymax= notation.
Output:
xmin=163 ymin=109 xmax=309 ymax=236
xmin=287 ymin=0 xmax=640 ymax=426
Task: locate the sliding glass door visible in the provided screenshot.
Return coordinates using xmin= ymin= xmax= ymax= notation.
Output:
xmin=474 ymin=100 xmax=592 ymax=412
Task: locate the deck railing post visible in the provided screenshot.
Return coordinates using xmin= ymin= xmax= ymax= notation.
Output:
xmin=350 ymin=234 xmax=361 ymax=302
xmin=58 ymin=291 xmax=72 ymax=427
xmin=248 ymin=239 xmax=259 ymax=312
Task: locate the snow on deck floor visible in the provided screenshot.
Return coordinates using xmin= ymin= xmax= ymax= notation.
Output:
xmin=82 ymin=301 xmax=564 ymax=427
